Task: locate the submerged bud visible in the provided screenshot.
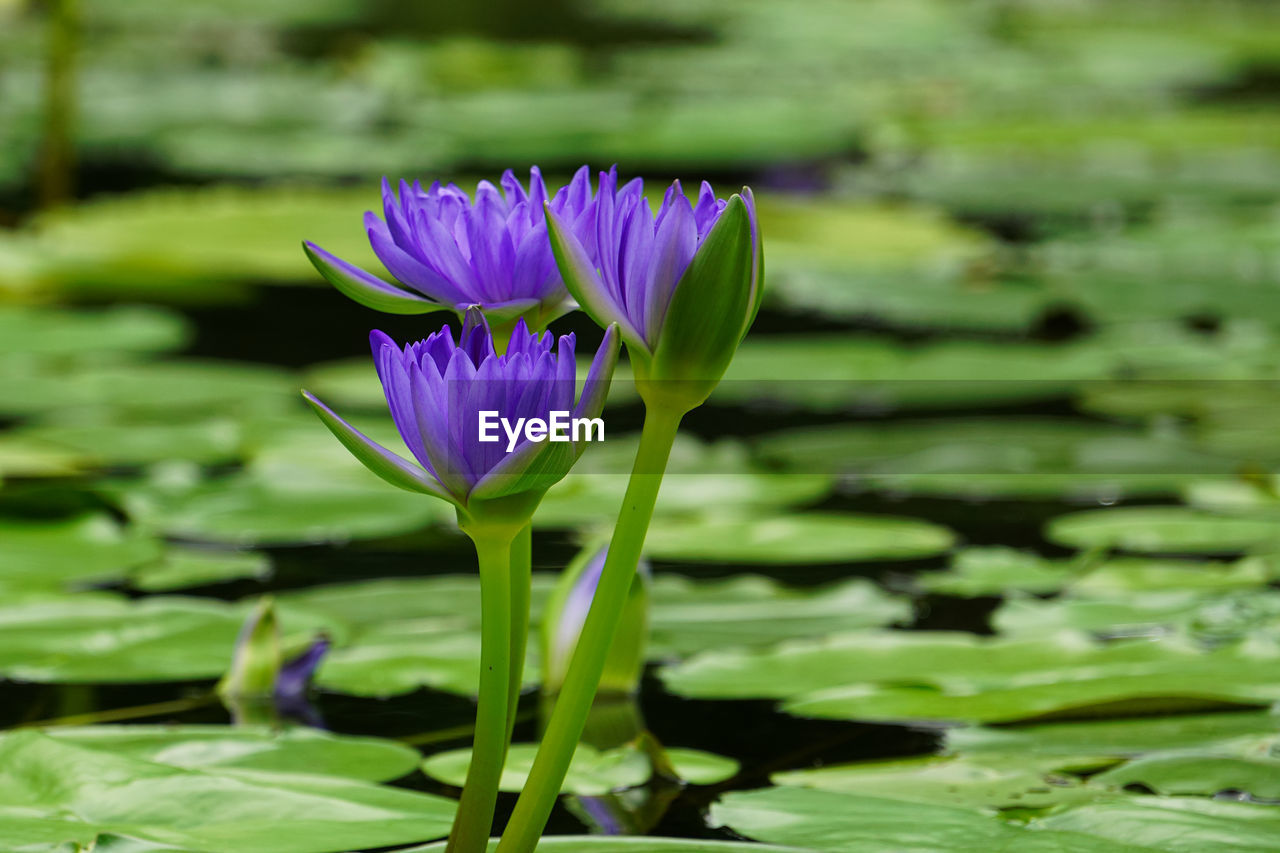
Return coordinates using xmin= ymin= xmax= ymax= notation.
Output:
xmin=541 ymin=544 xmax=650 ymax=697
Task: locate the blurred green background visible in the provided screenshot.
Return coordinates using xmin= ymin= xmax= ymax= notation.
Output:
xmin=5 ymin=1 xmax=1280 ymax=851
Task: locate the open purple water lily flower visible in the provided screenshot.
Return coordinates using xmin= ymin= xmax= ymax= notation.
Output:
xmin=305 ymin=167 xmax=596 ymax=330
xmin=302 ymin=310 xmax=618 ymax=517
xmin=544 ymin=167 xmax=763 ymax=411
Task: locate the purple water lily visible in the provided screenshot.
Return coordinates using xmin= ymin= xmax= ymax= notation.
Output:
xmin=303 ymin=310 xmax=618 ymax=509
xmin=544 ymin=168 xmax=762 ymax=381
xmin=305 ymin=167 xmax=596 ymax=328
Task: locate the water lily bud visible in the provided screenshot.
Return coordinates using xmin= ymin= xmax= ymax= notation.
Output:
xmin=546 ymin=169 xmax=763 ymax=413
xmin=541 ymin=544 xmax=650 ymax=697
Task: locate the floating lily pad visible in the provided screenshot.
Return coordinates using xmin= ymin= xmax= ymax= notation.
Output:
xmin=401 ymin=838 xmax=808 ymax=852
xmin=17 ymin=415 xmax=246 ymax=467
xmin=130 ymin=546 xmax=272 ymax=591
xmin=114 ymin=468 xmax=449 ymax=546
xmin=662 ymin=630 xmax=1280 ymax=724
xmin=710 ymin=787 xmax=1138 ymax=852
xmin=642 ymin=513 xmax=953 ymax=564
xmin=0 ymin=595 xmax=328 ymax=684
xmin=424 ymin=743 xmax=650 ymax=795
xmin=1048 ymin=508 xmax=1280 ymax=554
xmin=0 ymin=359 xmax=298 ymax=418
xmin=0 ymin=513 xmax=164 ymax=592
xmin=538 ymin=436 xmax=833 ymax=529
xmin=948 ymin=711 xmax=1280 ymax=761
xmin=422 ymin=742 xmax=737 ymax=795
xmin=0 ymin=304 xmax=188 ymax=359
xmin=1093 ymin=753 xmax=1280 ymax=799
xmin=278 ymin=572 xmax=900 ymax=696
xmin=18 ymin=725 xmax=419 ymax=783
xmin=1038 ymin=795 xmax=1280 ymax=853
xmin=648 ymin=575 xmax=909 ymax=656
xmin=0 ymin=731 xmax=453 ymax=853
xmin=773 ymin=753 xmax=1100 ymax=809
xmin=756 ymin=419 xmax=1233 ymax=500
xmin=0 ymin=434 xmax=84 ymax=479
xmin=916 ymin=547 xmax=1084 ymax=597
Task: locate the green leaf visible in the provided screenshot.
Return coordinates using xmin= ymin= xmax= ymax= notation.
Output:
xmin=303 ymin=391 xmax=456 ymax=503
xmin=710 ymin=787 xmax=1143 ymax=852
xmin=1038 ymin=796 xmax=1280 ymax=853
xmin=662 ymin=630 xmax=1280 ymax=724
xmin=0 ymin=513 xmax=164 ymax=592
xmin=1048 ymin=508 xmax=1280 ymax=554
xmin=16 ymin=725 xmax=420 ymax=782
xmin=422 ymin=742 xmax=738 ymax=795
xmin=303 ymin=241 xmax=447 ymax=314
xmin=399 ymin=838 xmax=809 ymax=852
xmin=0 ymin=731 xmax=454 ymax=853
xmin=1094 ymin=754 xmax=1280 ymax=799
xmin=0 ymin=304 xmax=188 ymax=358
xmin=642 ymin=513 xmax=954 ymax=564
xmin=130 ymin=546 xmax=272 ymax=592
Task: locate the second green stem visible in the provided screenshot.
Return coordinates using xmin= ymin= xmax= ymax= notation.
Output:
xmin=497 ymin=404 xmax=683 ymax=852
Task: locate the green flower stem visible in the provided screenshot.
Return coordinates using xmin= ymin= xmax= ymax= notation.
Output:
xmin=506 ymin=522 xmax=533 ymax=744
xmin=446 ymin=530 xmax=515 ymax=853
xmin=497 ymin=404 xmax=683 ymax=853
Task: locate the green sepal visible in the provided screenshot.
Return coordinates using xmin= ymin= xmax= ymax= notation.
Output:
xmin=303 ymin=241 xmax=449 ymax=315
xmin=217 ymin=596 xmax=280 ymax=701
xmin=646 ymin=194 xmax=756 ymax=410
xmin=302 ymin=390 xmax=459 ymax=507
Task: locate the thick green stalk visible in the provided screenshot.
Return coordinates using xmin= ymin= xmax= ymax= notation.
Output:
xmin=39 ymin=0 xmax=79 ymax=209
xmin=497 ymin=405 xmax=683 ymax=852
xmin=506 ymin=522 xmax=533 ymax=744
xmin=446 ymin=531 xmax=514 ymax=853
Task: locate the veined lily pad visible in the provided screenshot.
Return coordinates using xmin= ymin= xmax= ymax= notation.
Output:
xmin=0 ymin=595 xmax=329 ymax=684
xmin=648 ymin=575 xmax=909 ymax=656
xmin=756 ymin=419 xmax=1233 ymax=500
xmin=0 ymin=731 xmax=453 ymax=853
xmin=0 ymin=513 xmax=164 ymax=592
xmin=1093 ymin=753 xmax=1280 ymax=799
xmin=773 ymin=753 xmax=1101 ymax=809
xmin=1048 ymin=507 xmax=1280 ymax=554
xmin=8 ymin=725 xmax=419 ymax=782
xmin=642 ymin=513 xmax=953 ymax=564
xmin=400 ymin=839 xmax=808 ymax=852
xmin=1038 ymin=795 xmax=1280 ymax=853
xmin=16 ymin=415 xmax=246 ymax=467
xmin=662 ymin=630 xmax=1280 ymax=724
xmin=130 ymin=546 xmax=272 ymax=592
xmin=538 ymin=436 xmax=833 ymax=529
xmin=422 ymin=743 xmax=737 ymax=794
xmin=710 ymin=787 xmax=1140 ymax=852
xmin=0 ymin=304 xmax=188 ymax=359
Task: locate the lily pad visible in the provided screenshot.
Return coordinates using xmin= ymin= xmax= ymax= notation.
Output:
xmin=0 ymin=304 xmax=188 ymax=359
xmin=17 ymin=725 xmax=419 ymax=782
xmin=400 ymin=838 xmax=808 ymax=852
xmin=0 ymin=595 xmax=328 ymax=684
xmin=949 ymin=711 xmax=1280 ymax=760
xmin=0 ymin=513 xmax=164 ymax=592
xmin=130 ymin=546 xmax=272 ymax=592
xmin=423 ymin=743 xmax=651 ymax=795
xmin=662 ymin=630 xmax=1280 ymax=724
xmin=642 ymin=513 xmax=953 ymax=564
xmin=0 ymin=731 xmax=453 ymax=853
xmin=756 ymin=419 xmax=1234 ymax=500
xmin=648 ymin=575 xmax=910 ymax=656
xmin=773 ymin=753 xmax=1100 ymax=809
xmin=538 ymin=436 xmax=833 ymax=529
xmin=710 ymin=787 xmax=1139 ymax=852
xmin=1039 ymin=795 xmax=1280 ymax=853
xmin=16 ymin=415 xmax=246 ymax=467
xmin=1048 ymin=508 xmax=1280 ymax=554
xmin=1093 ymin=753 xmax=1280 ymax=799
xmin=917 ymin=547 xmax=1085 ymax=597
